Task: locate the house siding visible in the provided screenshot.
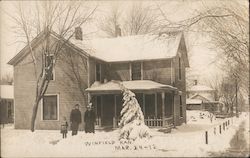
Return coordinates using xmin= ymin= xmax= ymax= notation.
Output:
xmin=143 ymin=59 xmax=172 ymax=84
xmin=14 ymin=38 xmax=88 ymax=130
xmin=172 ymin=41 xmax=187 ymax=125
xmin=106 ymin=63 xmax=130 ymax=81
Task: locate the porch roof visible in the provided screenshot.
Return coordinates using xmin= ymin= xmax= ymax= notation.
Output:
xmin=86 ymin=80 xmax=177 ymax=94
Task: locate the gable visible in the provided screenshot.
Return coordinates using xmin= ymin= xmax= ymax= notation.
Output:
xmin=177 ymin=34 xmax=189 ymax=67
xmin=8 ymin=31 xmax=89 ymax=66
xmin=190 ymin=94 xmax=210 ymax=102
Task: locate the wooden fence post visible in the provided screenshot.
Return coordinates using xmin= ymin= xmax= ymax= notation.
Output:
xmin=205 ymin=131 xmax=208 ymax=144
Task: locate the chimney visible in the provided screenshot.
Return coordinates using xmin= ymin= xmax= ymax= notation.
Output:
xmin=115 ymin=25 xmax=121 ymax=37
xmin=75 ymin=27 xmax=82 ymax=40
xmin=194 ymin=80 xmax=198 ymax=85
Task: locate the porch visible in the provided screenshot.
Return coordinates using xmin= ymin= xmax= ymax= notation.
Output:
xmin=86 ymin=80 xmax=178 ymax=129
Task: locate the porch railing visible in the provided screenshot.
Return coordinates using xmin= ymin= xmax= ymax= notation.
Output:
xmin=96 ymin=116 xmax=174 ymax=128
xmin=145 ymin=117 xmax=163 ymax=127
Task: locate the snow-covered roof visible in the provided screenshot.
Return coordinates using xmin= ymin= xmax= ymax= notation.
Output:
xmin=186 ymin=98 xmax=202 ymax=104
xmin=188 ymin=85 xmax=214 ymax=92
xmin=189 ymin=93 xmax=211 ymax=102
xmin=86 ymin=80 xmax=177 ymax=93
xmin=0 ymin=85 xmax=14 ymax=99
xmin=71 ymin=33 xmax=182 ymax=62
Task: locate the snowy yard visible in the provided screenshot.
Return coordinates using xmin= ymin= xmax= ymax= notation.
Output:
xmin=1 ymin=111 xmax=249 ymax=157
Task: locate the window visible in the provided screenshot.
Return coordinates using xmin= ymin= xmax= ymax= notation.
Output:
xmin=131 ymin=62 xmax=141 ymax=80
xmin=178 ymin=57 xmax=181 ymax=80
xmin=180 ymin=95 xmax=183 ymax=117
xmin=42 ymin=95 xmax=58 ymax=120
xmin=45 ymin=54 xmax=54 ymax=80
xmin=95 ymin=63 xmax=101 ymax=81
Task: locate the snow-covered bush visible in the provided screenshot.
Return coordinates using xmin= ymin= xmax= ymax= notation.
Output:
xmin=118 ymin=85 xmax=151 ymax=141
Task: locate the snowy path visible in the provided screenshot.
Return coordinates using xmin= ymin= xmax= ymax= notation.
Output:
xmin=1 ymin=112 xmax=249 ymax=157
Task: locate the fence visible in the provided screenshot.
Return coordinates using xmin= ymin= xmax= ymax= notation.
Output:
xmin=204 ymin=118 xmax=233 ymax=144
xmin=95 ymin=116 xmax=174 ymax=128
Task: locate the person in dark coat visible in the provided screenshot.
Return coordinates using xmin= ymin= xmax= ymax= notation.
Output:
xmin=70 ymin=104 xmax=82 ymax=136
xmin=84 ymin=103 xmax=96 ymax=133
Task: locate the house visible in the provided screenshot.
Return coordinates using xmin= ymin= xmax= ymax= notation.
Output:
xmin=0 ymin=85 xmax=14 ymax=125
xmin=8 ymin=28 xmax=189 ymax=130
xmin=186 ymin=80 xmax=223 ymax=112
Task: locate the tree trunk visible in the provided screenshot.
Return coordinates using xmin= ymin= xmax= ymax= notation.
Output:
xmin=31 ymin=99 xmax=40 ymax=132
xmin=235 ymin=80 xmax=239 ymax=118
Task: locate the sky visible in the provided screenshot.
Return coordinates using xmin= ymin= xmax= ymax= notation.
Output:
xmin=0 ymin=0 xmax=248 ymax=86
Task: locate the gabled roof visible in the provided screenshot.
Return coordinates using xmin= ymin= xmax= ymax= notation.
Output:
xmin=0 ymin=85 xmax=14 ymax=99
xmin=70 ymin=32 xmax=187 ymax=63
xmin=86 ymin=80 xmax=177 ymax=93
xmin=8 ymin=30 xmax=189 ymax=66
xmin=189 ymin=85 xmax=215 ymax=92
xmin=189 ymin=93 xmax=211 ymax=102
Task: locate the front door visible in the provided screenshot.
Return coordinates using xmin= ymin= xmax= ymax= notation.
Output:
xmin=102 ymin=94 xmax=115 ymax=127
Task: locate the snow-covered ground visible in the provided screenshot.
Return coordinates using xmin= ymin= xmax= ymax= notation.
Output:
xmin=1 ymin=111 xmax=249 ymax=157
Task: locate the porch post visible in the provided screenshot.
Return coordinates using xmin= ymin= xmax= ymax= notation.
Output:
xmin=113 ymin=95 xmax=117 ymax=128
xmin=172 ymin=92 xmax=176 ymax=127
xmin=155 ymin=93 xmax=157 ymax=118
xmin=100 ymin=95 xmax=103 ymax=127
xmin=162 ymin=92 xmax=165 ymax=127
xmin=143 ymin=93 xmax=146 ymax=116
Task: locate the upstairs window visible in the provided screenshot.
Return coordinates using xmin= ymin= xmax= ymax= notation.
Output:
xmin=95 ymin=63 xmax=101 ymax=81
xmin=45 ymin=54 xmax=54 ymax=80
xmin=178 ymin=57 xmax=182 ymax=80
xmin=131 ymin=62 xmax=142 ymax=80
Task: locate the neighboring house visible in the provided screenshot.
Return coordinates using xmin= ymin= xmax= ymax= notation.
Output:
xmin=8 ymin=28 xmax=189 ymax=130
xmin=186 ymin=80 xmax=222 ymax=112
xmin=0 ymin=85 xmax=14 ymax=125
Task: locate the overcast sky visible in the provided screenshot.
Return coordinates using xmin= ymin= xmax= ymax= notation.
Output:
xmin=0 ymin=0 xmax=248 ymax=85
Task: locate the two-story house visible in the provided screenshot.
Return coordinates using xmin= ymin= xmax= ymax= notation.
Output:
xmin=8 ymin=28 xmax=189 ymax=130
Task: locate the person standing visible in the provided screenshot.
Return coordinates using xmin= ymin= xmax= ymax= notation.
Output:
xmin=84 ymin=103 xmax=96 ymax=133
xmin=70 ymin=104 xmax=82 ymax=136
xmin=61 ymin=116 xmax=68 ymax=139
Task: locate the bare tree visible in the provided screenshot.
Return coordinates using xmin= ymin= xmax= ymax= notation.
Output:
xmin=99 ymin=2 xmax=158 ymax=37
xmin=59 ymin=48 xmax=88 ymax=104
xmin=123 ymin=3 xmax=158 ymax=35
xmin=8 ymin=1 xmax=97 ymax=131
xmin=158 ymin=1 xmax=249 ymax=105
xmin=98 ymin=5 xmax=122 ymax=37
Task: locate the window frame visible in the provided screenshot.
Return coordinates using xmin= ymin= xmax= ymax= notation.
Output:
xmin=44 ymin=54 xmax=55 ymax=81
xmin=95 ymin=63 xmax=101 ymax=82
xmin=131 ymin=62 xmax=142 ymax=80
xmin=41 ymin=94 xmax=59 ymax=121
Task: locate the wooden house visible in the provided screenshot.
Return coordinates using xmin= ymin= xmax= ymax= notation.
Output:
xmin=0 ymin=85 xmax=14 ymax=125
xmin=8 ymin=28 xmax=189 ymax=130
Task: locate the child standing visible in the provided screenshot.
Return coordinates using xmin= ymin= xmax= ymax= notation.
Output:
xmin=61 ymin=117 xmax=68 ymax=139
